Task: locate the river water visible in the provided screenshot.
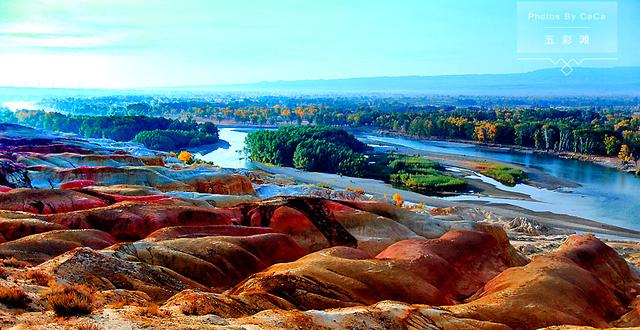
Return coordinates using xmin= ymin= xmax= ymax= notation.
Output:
xmin=199 ymin=127 xmax=640 ymax=231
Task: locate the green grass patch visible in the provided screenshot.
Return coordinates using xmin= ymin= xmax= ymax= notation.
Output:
xmin=382 ymin=155 xmax=467 ymax=193
xmin=475 ymin=163 xmax=526 ymax=186
xmin=390 ymin=173 xmax=467 ymax=192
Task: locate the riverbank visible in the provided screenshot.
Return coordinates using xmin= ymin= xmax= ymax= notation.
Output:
xmin=201 ymin=122 xmax=639 ymax=175
xmin=365 ymin=128 xmax=639 ymax=175
xmin=357 ymin=134 xmax=577 ymax=191
xmin=253 ymin=162 xmax=640 ymax=240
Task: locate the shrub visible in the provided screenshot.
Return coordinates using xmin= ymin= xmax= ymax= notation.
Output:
xmin=0 ymin=285 xmax=30 ymax=308
xmin=317 ymin=182 xmax=333 ymax=189
xmin=177 ymin=150 xmax=193 ymax=164
xmin=0 ymin=267 xmax=8 ymax=279
xmin=45 ymin=284 xmax=94 ymax=316
xmin=25 ymin=269 xmax=52 ymax=286
xmin=392 ymin=193 xmax=404 ymax=207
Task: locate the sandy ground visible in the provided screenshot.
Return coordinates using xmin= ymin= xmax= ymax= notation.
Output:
xmin=253 ymin=162 xmax=640 ymax=240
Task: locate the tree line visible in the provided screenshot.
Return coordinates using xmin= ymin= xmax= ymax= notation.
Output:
xmin=315 ymin=108 xmax=640 ymax=164
xmin=2 ymin=110 xmax=219 ymax=152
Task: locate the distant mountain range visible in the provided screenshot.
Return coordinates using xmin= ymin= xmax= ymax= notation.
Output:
xmin=182 ymin=67 xmax=640 ymax=96
xmin=1 ymin=67 xmax=639 ymax=98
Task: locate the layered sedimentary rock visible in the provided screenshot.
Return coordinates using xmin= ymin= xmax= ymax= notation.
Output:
xmin=37 ymin=165 xmax=256 ymax=195
xmin=228 ymin=229 xmax=525 ymax=310
xmin=35 ymin=233 xmax=305 ymax=301
xmin=0 ymin=217 xmax=65 ymax=242
xmin=143 ymin=225 xmax=273 ymax=242
xmin=36 ymin=247 xmax=208 ymax=301
xmin=232 ymin=197 xmax=480 ymax=255
xmin=16 ymin=152 xmax=145 ymax=168
xmin=40 ymin=202 xmax=235 ymax=241
xmin=0 ymin=188 xmax=109 ymax=214
xmin=445 ymin=235 xmax=640 ymax=329
xmin=0 ymin=229 xmax=116 ymax=263
xmin=107 ymin=233 xmax=305 ymax=289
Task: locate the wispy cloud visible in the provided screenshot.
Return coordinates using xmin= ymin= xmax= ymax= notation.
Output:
xmin=0 ymin=28 xmax=122 ymax=49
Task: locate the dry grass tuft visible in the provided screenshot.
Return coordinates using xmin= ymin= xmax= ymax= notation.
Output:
xmin=0 ymin=267 xmax=9 ymax=279
xmin=25 ymin=269 xmax=53 ymax=286
xmin=0 ymin=285 xmax=30 ymax=308
xmin=44 ymin=283 xmax=95 ymax=316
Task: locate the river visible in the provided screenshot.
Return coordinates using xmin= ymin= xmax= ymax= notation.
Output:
xmin=197 ymin=127 xmax=640 ymax=231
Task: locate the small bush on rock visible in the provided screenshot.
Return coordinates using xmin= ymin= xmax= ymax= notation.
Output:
xmin=0 ymin=285 xmax=30 ymax=308
xmin=25 ymin=269 xmax=52 ymax=286
xmin=45 ymin=284 xmax=94 ymax=316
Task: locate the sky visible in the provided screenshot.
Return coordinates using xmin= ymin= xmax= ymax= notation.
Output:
xmin=0 ymin=0 xmax=638 ymax=88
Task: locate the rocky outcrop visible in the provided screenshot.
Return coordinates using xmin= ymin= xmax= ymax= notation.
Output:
xmin=0 ymin=188 xmax=109 ymax=214
xmin=229 ymin=229 xmax=524 ymax=310
xmin=224 ymin=300 xmax=511 ymax=330
xmin=0 ymin=229 xmax=117 ymax=263
xmin=446 ymin=235 xmax=640 ymax=329
xmin=232 ymin=197 xmax=481 ymax=255
xmin=0 ymin=217 xmax=65 ymax=242
xmin=143 ymin=225 xmax=273 ymax=242
xmin=36 ymin=247 xmax=208 ymax=301
xmin=40 ymin=202 xmax=235 ymax=241
xmin=108 ymin=233 xmax=305 ymax=289
xmin=46 ymin=166 xmax=255 ymax=194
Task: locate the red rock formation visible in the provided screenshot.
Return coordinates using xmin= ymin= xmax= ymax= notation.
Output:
xmin=60 ymin=180 xmax=98 ymax=189
xmin=0 ymin=188 xmax=108 ymax=214
xmin=53 ymin=166 xmax=255 ymax=195
xmin=164 ymin=289 xmax=294 ymax=317
xmin=233 ymin=197 xmax=485 ymax=255
xmin=376 ymin=230 xmax=527 ymax=298
xmin=190 ymin=173 xmax=255 ymax=195
xmin=230 ymin=229 xmax=523 ymax=310
xmin=36 ymin=247 xmax=208 ymax=301
xmin=446 ymin=235 xmax=640 ymax=329
xmin=108 ymin=233 xmax=306 ymax=289
xmin=0 ymin=217 xmax=65 ymax=242
xmin=40 ymin=202 xmax=235 ymax=241
xmin=143 ymin=225 xmax=273 ymax=242
xmin=0 ymin=229 xmax=117 ymax=263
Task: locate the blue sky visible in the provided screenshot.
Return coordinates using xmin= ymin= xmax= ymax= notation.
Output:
xmin=0 ymin=0 xmax=638 ymax=88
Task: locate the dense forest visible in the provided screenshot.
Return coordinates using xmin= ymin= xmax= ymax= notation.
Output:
xmin=244 ymin=126 xmax=368 ymax=176
xmin=0 ymin=110 xmax=219 ymax=151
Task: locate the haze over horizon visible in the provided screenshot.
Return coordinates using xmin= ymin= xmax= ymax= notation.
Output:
xmin=1 ymin=0 xmax=639 ymax=89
